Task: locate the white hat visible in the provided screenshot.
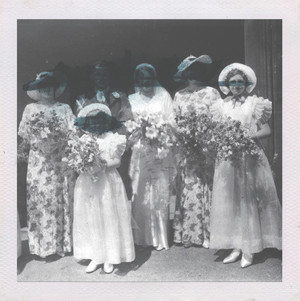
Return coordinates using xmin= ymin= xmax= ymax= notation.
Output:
xmin=218 ymin=63 xmax=257 ymax=95
xmin=173 ymin=55 xmax=212 ymax=82
xmin=78 ymin=103 xmax=111 ymax=118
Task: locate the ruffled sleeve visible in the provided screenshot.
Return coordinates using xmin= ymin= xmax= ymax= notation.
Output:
xmin=18 ymin=104 xmax=32 ymax=141
xmin=251 ymin=95 xmax=272 ymax=124
xmin=105 ymin=133 xmax=127 ymax=160
xmin=209 ymin=98 xmax=225 ymax=122
xmin=200 ymin=87 xmax=221 ymax=107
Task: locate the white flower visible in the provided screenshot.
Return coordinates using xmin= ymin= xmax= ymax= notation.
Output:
xmin=40 ymin=130 xmax=48 ymax=139
xmin=145 ymin=126 xmax=158 ymax=139
xmin=112 ymin=92 xmax=120 ymax=98
xmin=125 ymin=120 xmax=137 ymax=133
xmin=157 ymin=147 xmax=169 ymax=159
xmin=44 ymin=127 xmax=51 ymax=134
xmin=76 ymin=157 xmax=83 ymax=164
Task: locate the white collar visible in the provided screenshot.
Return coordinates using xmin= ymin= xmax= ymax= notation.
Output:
xmin=95 ymin=86 xmax=110 ymax=102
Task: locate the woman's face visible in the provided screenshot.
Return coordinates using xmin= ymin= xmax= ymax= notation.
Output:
xmin=86 ymin=111 xmax=111 ymax=134
xmin=137 ymin=70 xmax=155 ymax=93
xmin=38 ymin=86 xmax=55 ymax=99
xmin=228 ymin=74 xmax=246 ymax=96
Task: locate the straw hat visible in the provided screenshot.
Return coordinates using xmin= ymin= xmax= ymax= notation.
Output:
xmin=173 ymin=55 xmax=212 ymax=82
xmin=23 ymin=71 xmax=67 ymax=101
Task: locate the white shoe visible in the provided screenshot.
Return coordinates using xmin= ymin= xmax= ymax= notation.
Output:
xmin=241 ymin=253 xmax=254 ymax=268
xmin=104 ymin=262 xmax=114 ymax=274
xmin=202 ymin=240 xmax=209 ymax=249
xmin=223 ymin=249 xmax=242 ymax=264
xmin=86 ymin=260 xmax=100 ymax=273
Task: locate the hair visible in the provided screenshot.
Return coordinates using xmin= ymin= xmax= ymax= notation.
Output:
xmin=135 ymin=65 xmax=156 ymax=82
xmin=225 ymin=69 xmax=250 ymax=88
xmin=93 ymin=60 xmax=110 ymax=74
xmin=183 ymin=61 xmax=209 ymax=83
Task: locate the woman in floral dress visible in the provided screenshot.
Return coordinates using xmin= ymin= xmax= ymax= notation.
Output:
xmin=209 ymin=63 xmax=282 ymax=268
xmin=173 ymin=55 xmax=221 ymax=248
xmin=128 ymin=63 xmax=175 ymax=251
xmin=18 ymin=71 xmax=77 ymax=258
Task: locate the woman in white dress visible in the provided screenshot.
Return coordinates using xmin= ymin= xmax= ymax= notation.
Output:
xmin=209 ymin=63 xmax=282 ymax=268
xmin=73 ymin=104 xmax=135 ymax=274
xmin=128 ymin=63 xmax=175 ymax=251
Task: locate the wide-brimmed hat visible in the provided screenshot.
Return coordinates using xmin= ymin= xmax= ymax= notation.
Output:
xmin=173 ymin=55 xmax=212 ymax=82
xmin=75 ymin=103 xmax=123 ymax=134
xmin=78 ymin=103 xmax=111 ymax=118
xmin=218 ymin=63 xmax=257 ymax=95
xmin=23 ymin=71 xmax=67 ymax=101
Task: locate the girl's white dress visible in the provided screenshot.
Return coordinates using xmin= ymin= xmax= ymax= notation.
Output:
xmin=209 ymin=96 xmax=282 ymax=254
xmin=73 ymin=132 xmax=135 ymax=264
xmin=128 ymin=89 xmax=175 ymax=249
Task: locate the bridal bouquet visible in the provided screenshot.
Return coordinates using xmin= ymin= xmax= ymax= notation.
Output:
xmin=174 ymin=105 xmax=217 ymax=185
xmin=213 ymin=117 xmax=261 ymax=167
xmin=125 ymin=112 xmax=173 ymax=159
xmin=62 ymin=134 xmax=107 ymax=182
xmin=26 ymin=110 xmax=69 ymax=153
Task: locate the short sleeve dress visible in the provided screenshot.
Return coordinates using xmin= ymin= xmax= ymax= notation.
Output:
xmin=73 ymin=132 xmax=135 ymax=264
xmin=172 ymin=87 xmax=221 ymax=246
xmin=18 ymin=102 xmax=77 ymax=258
xmin=209 ymin=95 xmax=282 ymax=254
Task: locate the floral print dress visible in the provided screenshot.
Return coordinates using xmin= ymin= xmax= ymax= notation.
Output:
xmin=173 ymin=87 xmax=220 ymax=246
xmin=18 ymin=102 xmax=77 ymax=258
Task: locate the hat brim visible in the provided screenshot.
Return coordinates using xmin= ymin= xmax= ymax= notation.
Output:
xmin=174 ymin=55 xmax=212 ymax=82
xmin=78 ymin=103 xmax=111 ymax=118
xmin=25 ymin=71 xmax=67 ymax=101
xmin=218 ymin=63 xmax=257 ymax=95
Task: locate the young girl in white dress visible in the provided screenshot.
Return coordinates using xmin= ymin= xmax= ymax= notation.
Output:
xmin=209 ymin=63 xmax=282 ymax=268
xmin=73 ymin=103 xmax=135 ymax=274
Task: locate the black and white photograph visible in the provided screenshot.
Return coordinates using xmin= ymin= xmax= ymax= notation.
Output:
xmin=16 ymin=19 xmax=283 ymax=282
xmin=1 ymin=0 xmax=300 ymax=300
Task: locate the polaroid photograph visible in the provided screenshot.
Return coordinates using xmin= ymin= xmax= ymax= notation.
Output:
xmin=1 ymin=0 xmax=300 ymax=300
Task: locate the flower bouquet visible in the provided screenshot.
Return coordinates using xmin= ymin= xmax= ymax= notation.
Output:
xmin=213 ymin=117 xmax=261 ymax=167
xmin=62 ymin=133 xmax=107 ymax=182
xmin=125 ymin=112 xmax=173 ymax=159
xmin=174 ymin=105 xmax=217 ymax=185
xmin=25 ymin=110 xmax=69 ymax=153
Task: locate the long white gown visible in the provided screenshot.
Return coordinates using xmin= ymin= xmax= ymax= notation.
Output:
xmin=129 ymin=88 xmax=175 ymax=249
xmin=209 ymin=95 xmax=282 ymax=254
xmin=73 ymin=132 xmax=135 ymax=264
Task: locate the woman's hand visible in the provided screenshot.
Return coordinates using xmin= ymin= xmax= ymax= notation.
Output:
xmin=251 ymin=123 xmax=271 ymax=140
xmin=127 ymin=129 xmax=142 ymax=147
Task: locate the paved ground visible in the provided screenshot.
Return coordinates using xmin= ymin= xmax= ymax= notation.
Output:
xmin=18 ymin=229 xmax=282 ymax=282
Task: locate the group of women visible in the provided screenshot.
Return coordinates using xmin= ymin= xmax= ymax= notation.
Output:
xmin=18 ymin=54 xmax=282 ymax=274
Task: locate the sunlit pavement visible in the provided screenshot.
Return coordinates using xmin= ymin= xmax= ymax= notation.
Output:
xmin=17 ymin=227 xmax=282 ymax=282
